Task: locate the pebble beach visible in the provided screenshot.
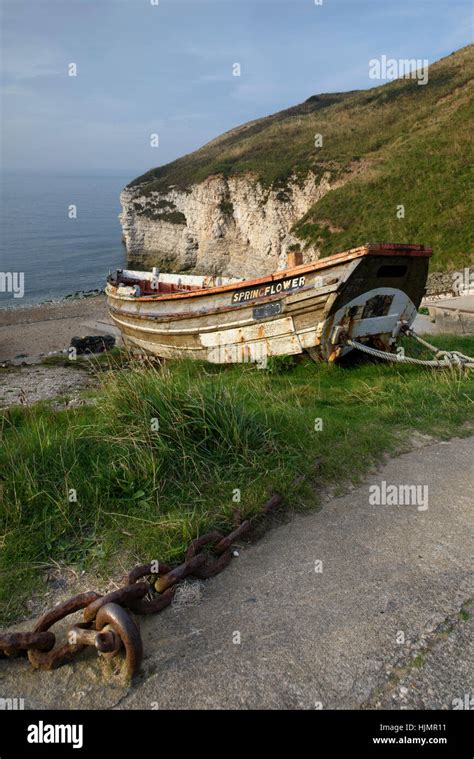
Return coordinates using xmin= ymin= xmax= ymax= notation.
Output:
xmin=0 ymin=294 xmax=111 ymax=363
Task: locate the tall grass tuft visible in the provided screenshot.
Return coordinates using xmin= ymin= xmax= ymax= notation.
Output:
xmin=1 ymin=337 xmax=473 ymax=624
xmin=0 ymin=363 xmax=281 ymax=622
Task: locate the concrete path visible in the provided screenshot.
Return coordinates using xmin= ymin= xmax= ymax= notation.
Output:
xmin=1 ymin=437 xmax=472 ymax=710
xmin=423 ymin=294 xmax=474 ymax=335
xmin=426 ymin=294 xmax=474 ymax=312
xmin=412 ymin=313 xmax=439 ymax=335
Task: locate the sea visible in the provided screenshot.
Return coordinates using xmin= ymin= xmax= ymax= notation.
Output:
xmin=0 ymin=171 xmax=130 ymax=307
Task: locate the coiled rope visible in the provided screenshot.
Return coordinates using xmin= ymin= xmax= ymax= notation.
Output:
xmin=346 ymin=327 xmax=474 ymax=369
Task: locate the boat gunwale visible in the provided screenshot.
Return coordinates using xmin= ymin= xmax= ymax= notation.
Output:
xmin=108 ymin=282 xmax=335 ymax=324
xmin=107 ymin=244 xmax=432 ymax=304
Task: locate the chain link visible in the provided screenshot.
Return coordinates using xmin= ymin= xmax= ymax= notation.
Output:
xmin=0 ymin=494 xmax=283 ymax=678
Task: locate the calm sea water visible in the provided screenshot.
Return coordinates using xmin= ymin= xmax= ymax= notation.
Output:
xmin=0 ymin=172 xmax=129 ymax=307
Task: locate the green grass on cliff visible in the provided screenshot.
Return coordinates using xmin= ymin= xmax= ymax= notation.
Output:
xmin=293 ymin=89 xmax=473 ymax=271
xmin=1 ymin=336 xmax=473 ymax=624
xmin=128 ymin=45 xmax=473 ymax=271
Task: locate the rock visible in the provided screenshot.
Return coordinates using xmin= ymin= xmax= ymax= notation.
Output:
xmin=120 ymin=172 xmax=336 ymax=278
xmin=47 ymin=577 xmax=67 ymax=591
xmin=70 ymin=335 xmax=115 ymax=355
xmin=0 ymin=366 xmax=94 ymax=408
xmin=67 ymin=397 xmax=86 ymax=408
xmin=426 ymin=271 xmax=457 ymax=296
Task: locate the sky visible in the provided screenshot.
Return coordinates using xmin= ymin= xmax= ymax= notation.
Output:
xmin=0 ymin=0 xmax=472 ymax=177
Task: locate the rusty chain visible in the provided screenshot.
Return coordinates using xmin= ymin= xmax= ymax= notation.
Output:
xmin=0 ymin=494 xmax=282 ymax=679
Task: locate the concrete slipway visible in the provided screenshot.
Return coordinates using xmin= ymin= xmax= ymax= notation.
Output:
xmin=0 ymin=437 xmax=472 ymax=710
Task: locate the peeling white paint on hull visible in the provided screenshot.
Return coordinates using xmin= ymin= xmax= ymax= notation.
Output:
xmin=106 ymin=243 xmax=432 ymax=364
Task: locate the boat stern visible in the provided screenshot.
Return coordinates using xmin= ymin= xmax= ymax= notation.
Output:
xmin=315 ymin=244 xmax=431 ymax=361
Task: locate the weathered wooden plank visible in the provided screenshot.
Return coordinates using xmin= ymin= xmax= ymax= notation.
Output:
xmin=200 ymin=317 xmax=295 ymax=348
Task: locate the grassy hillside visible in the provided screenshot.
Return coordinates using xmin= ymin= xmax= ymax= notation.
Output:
xmin=129 ymin=45 xmax=473 ymax=271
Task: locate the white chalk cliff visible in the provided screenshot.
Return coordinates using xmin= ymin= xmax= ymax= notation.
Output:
xmin=120 ymin=171 xmax=339 ymax=277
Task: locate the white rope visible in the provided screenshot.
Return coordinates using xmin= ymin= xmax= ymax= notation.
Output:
xmin=346 ymin=337 xmax=474 ymax=369
xmin=403 ymin=327 xmax=474 ymax=363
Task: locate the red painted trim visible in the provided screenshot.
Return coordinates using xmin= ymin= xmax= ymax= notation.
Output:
xmin=109 ymin=244 xmax=432 ymax=304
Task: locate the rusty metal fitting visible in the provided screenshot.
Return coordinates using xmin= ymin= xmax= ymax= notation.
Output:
xmin=214 ymin=521 xmax=251 ymax=554
xmin=83 ymin=583 xmax=149 ymax=623
xmin=185 ymin=531 xmax=223 ymax=560
xmin=67 ymin=625 xmax=122 ymax=655
xmin=27 ymin=591 xmax=100 ymax=670
xmin=154 ymin=554 xmax=207 ymax=593
xmin=95 ymin=603 xmax=143 ymax=678
xmin=3 ymin=490 xmax=283 ymax=679
xmin=261 ymin=493 xmax=283 ymax=514
xmin=189 ymin=548 xmax=233 ymax=579
xmin=0 ymin=631 xmax=56 ymax=658
xmin=129 ymin=586 xmax=177 ymax=615
xmin=184 ymin=530 xmax=236 ymax=578
xmin=127 ymin=561 xmax=172 ymax=585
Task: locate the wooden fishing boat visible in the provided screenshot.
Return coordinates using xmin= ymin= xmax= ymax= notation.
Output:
xmin=106 ymin=242 xmax=432 ymax=364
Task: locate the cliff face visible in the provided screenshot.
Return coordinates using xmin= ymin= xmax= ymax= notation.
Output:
xmin=120 ymin=171 xmax=333 ymax=278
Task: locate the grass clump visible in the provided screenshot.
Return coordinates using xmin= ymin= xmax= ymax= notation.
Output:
xmin=1 ymin=336 xmax=473 ymax=623
xmin=0 ymin=365 xmax=280 ymax=622
xmin=264 ymin=355 xmax=298 ymax=374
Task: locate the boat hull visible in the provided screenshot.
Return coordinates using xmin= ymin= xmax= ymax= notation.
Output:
xmin=106 ymin=244 xmax=431 ymax=364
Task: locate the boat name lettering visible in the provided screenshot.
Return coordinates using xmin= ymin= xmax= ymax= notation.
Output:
xmin=232 ymin=276 xmax=305 ymax=304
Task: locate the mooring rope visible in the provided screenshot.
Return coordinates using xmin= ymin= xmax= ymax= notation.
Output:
xmin=346 ymin=331 xmax=474 ymax=369
xmin=403 ymin=327 xmax=474 ymax=364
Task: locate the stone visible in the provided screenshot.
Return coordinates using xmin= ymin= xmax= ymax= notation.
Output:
xmin=70 ymin=335 xmax=115 ymax=355
xmin=119 ymin=172 xmax=338 ymax=278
